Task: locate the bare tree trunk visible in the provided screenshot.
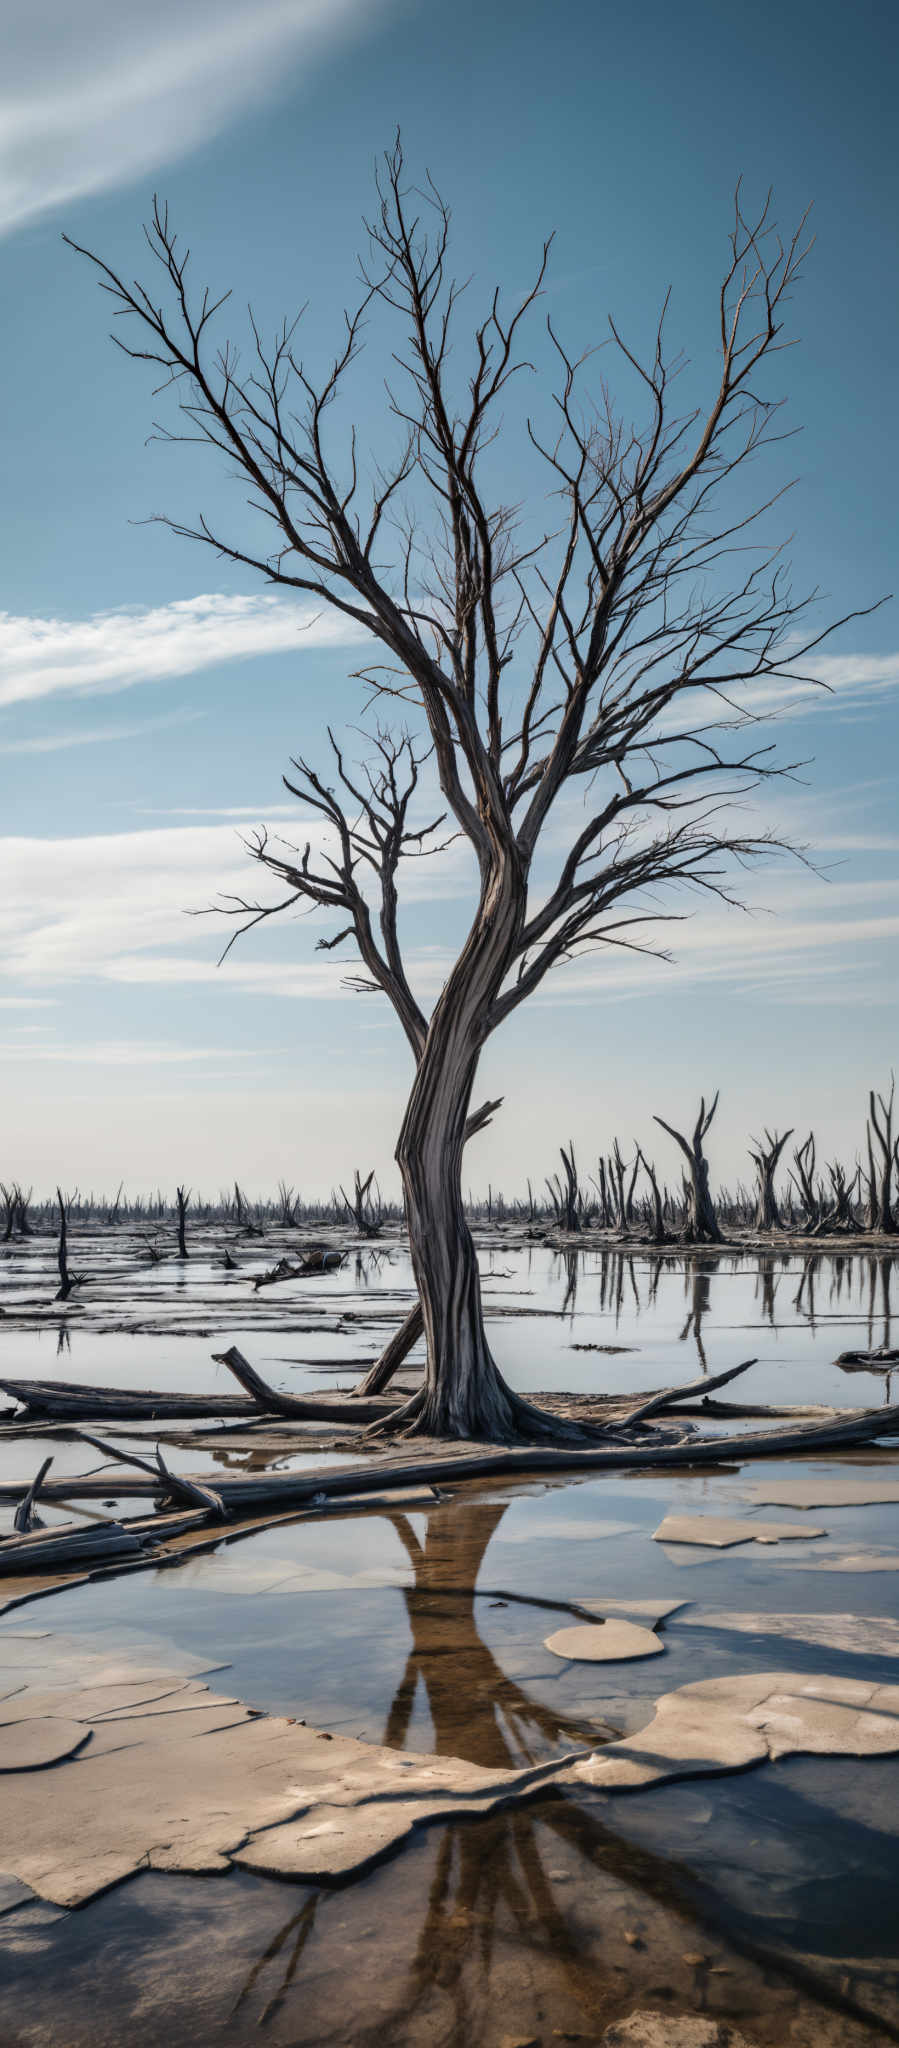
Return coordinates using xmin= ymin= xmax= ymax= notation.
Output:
xmin=394 ymin=1041 xmax=522 ymax=1439
xmin=869 ymin=1080 xmax=897 ymax=1233
xmin=176 ymin=1185 xmax=189 ymax=1259
xmin=636 ymin=1147 xmax=668 ymax=1244
xmin=382 ymin=972 xmax=580 ymax=1440
xmin=653 ymin=1094 xmax=723 ymax=1244
xmin=55 ymin=1188 xmax=73 ymax=1301
xmin=790 ymin=1133 xmax=821 ymax=1233
xmin=610 ymin=1141 xmax=627 ymax=1233
xmin=750 ymin=1127 xmax=793 ymax=1231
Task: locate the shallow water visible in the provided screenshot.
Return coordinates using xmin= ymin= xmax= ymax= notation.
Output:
xmin=2 ymin=1238 xmax=899 ymax=2045
xmin=3 ymin=1235 xmax=899 ymax=1411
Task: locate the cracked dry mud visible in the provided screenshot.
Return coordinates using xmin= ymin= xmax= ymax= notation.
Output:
xmin=5 ymin=1634 xmax=899 ymax=1910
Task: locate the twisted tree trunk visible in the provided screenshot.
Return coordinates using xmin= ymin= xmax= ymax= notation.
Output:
xmin=395 ymin=1033 xmax=523 ymax=1439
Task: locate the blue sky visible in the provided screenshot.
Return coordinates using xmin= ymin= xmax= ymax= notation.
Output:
xmin=1 ymin=0 xmax=897 ymax=1198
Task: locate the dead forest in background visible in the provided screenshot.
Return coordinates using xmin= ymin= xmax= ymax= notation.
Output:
xmin=3 ymin=1079 xmax=897 ymax=1264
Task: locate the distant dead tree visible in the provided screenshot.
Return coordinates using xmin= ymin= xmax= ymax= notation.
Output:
xmin=608 ymin=1140 xmax=628 ymax=1234
xmin=592 ymin=1157 xmax=611 ymax=1229
xmin=821 ymin=1160 xmax=859 ymax=1234
xmin=749 ymin=1126 xmax=794 ymax=1231
xmin=868 ymin=1079 xmax=897 ymax=1234
xmin=73 ymin=147 xmax=865 ymax=1438
xmin=1 ymin=1183 xmax=15 ymax=1243
xmin=545 ymin=1143 xmax=581 ymax=1233
xmin=340 ymin=1168 xmax=383 ymax=1236
xmin=635 ymin=1145 xmax=668 ymax=1243
xmin=55 ymin=1187 xmax=75 ymax=1300
xmin=789 ymin=1132 xmax=822 ymax=1233
xmin=175 ymin=1185 xmax=190 ymax=1259
xmin=654 ymin=1094 xmax=723 ymax=1243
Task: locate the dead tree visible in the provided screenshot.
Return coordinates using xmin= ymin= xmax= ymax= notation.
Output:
xmin=74 ymin=152 xmax=861 ymax=1439
xmin=545 ymin=1143 xmax=580 ymax=1233
xmin=55 ymin=1187 xmax=74 ymax=1300
xmin=635 ymin=1146 xmax=668 ymax=1244
xmin=13 ymin=1186 xmax=32 ymax=1237
xmin=790 ymin=1132 xmax=822 ymax=1233
xmin=609 ymin=1141 xmax=627 ymax=1234
xmin=653 ymin=1094 xmax=723 ymax=1243
xmin=592 ymin=1157 xmax=611 ymax=1229
xmin=0 ymin=1184 xmax=15 ymax=1243
xmin=340 ymin=1168 xmax=383 ymax=1236
xmin=54 ymin=1187 xmax=80 ymax=1294
xmin=749 ymin=1126 xmax=794 ymax=1231
xmin=868 ymin=1079 xmax=897 ymax=1234
xmin=818 ymin=1160 xmax=859 ymax=1234
xmin=175 ymin=1185 xmax=190 ymax=1259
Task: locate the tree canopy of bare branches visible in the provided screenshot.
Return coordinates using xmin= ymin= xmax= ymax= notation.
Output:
xmin=70 ymin=141 xmax=866 ymax=1439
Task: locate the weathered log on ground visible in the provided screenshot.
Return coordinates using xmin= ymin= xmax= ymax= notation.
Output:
xmin=0 ymin=1377 xmax=261 ymax=1421
xmin=73 ymin=1431 xmax=228 ymax=1519
xmin=836 ymin=1345 xmax=899 ymax=1369
xmin=212 ymin=1346 xmax=405 ymax=1425
xmin=0 ymin=1358 xmax=401 ymax=1427
xmin=12 ymin=1454 xmax=54 ymax=1532
xmin=0 ymin=1518 xmax=149 ymax=1571
xmin=0 ymin=1502 xmax=213 ymax=1573
xmin=252 ymin=1248 xmax=346 ymax=1289
xmin=3 ymin=1401 xmax=899 ymax=1513
xmin=619 ymin=1356 xmax=756 ymax=1426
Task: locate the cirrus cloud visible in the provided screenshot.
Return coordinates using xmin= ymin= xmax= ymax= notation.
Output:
xmin=0 ymin=0 xmax=394 ymax=238
xmin=0 ymin=591 xmax=361 ymax=709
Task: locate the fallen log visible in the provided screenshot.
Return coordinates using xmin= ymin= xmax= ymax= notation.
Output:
xmin=0 ymin=1502 xmax=212 ymax=1574
xmin=13 ymin=1455 xmax=54 ymax=1533
xmin=73 ymin=1431 xmax=228 ymax=1520
xmin=0 ymin=1377 xmax=260 ymax=1422
xmin=836 ymin=1346 xmax=899 ymax=1370
xmin=212 ymin=1345 xmax=403 ymax=1426
xmin=0 ymin=1361 xmax=399 ymax=1427
xmin=3 ymin=1401 xmax=899 ymax=1510
xmin=0 ymin=1518 xmax=148 ymax=1571
xmin=620 ymin=1357 xmax=756 ymax=1427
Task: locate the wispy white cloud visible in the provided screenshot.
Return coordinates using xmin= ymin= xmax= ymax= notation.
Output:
xmin=0 ymin=592 xmax=361 ymax=708
xmin=0 ymin=820 xmax=472 ymax=992
xmin=0 ymin=708 xmax=204 ymax=755
xmin=0 ymin=1038 xmax=279 ymax=1066
xmin=0 ymin=996 xmax=58 ymax=1009
xmin=1 ymin=0 xmax=391 ymax=238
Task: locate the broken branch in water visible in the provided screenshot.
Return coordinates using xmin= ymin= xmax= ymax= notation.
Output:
xmin=13 ymin=1455 xmax=54 ymax=1533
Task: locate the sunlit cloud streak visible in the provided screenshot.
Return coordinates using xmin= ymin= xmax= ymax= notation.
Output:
xmin=0 ymin=593 xmax=362 ymax=708
xmin=0 ymin=0 xmax=390 ymax=237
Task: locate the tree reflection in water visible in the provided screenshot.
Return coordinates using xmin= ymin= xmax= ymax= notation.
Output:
xmin=228 ymin=1491 xmax=899 ymax=2044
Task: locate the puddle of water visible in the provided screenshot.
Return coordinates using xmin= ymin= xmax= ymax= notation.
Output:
xmin=2 ymin=1468 xmax=899 ymax=2045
